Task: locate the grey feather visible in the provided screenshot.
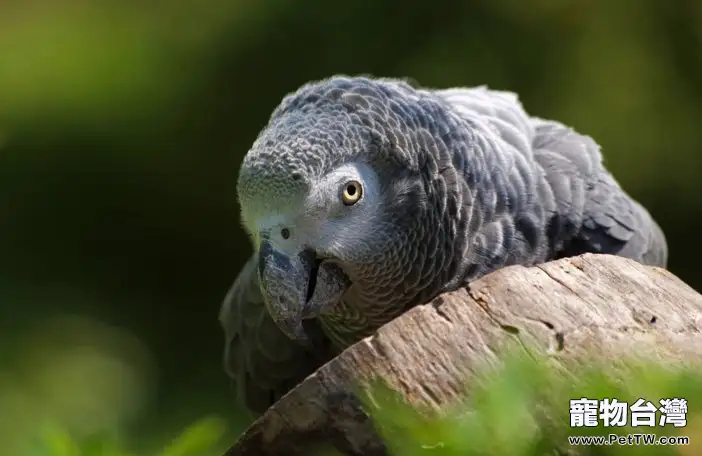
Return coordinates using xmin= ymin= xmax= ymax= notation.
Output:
xmin=221 ymin=76 xmax=668 ymax=414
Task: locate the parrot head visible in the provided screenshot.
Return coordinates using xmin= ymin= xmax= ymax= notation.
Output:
xmin=239 ymin=158 xmax=382 ymax=344
xmin=235 ymin=76 xmax=448 ymax=345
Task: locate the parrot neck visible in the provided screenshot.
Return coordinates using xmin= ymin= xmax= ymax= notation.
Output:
xmin=315 ymin=277 xmax=441 ymax=349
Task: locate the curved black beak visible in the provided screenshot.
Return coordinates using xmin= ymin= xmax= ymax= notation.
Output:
xmin=257 ymin=241 xmax=319 ymax=344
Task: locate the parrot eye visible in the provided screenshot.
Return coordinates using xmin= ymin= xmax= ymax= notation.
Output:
xmin=341 ymin=180 xmax=363 ymax=205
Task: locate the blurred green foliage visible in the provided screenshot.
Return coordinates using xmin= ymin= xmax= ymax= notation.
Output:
xmin=0 ymin=0 xmax=700 ymax=453
xmin=22 ymin=354 xmax=702 ymax=455
xmin=36 ymin=416 xmax=225 ymax=456
xmin=366 ymin=355 xmax=702 ymax=455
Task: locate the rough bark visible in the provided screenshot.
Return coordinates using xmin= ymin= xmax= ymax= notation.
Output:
xmin=225 ymin=253 xmax=702 ymax=456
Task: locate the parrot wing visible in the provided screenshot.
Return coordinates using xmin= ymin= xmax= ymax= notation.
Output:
xmin=531 ymin=119 xmax=668 ymax=267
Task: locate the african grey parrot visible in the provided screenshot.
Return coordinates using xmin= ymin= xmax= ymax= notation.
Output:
xmin=219 ymin=75 xmax=668 ymax=414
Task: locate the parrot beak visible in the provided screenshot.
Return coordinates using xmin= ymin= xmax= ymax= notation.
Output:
xmin=257 ymin=240 xmax=351 ymax=345
xmin=257 ymin=240 xmax=319 ymax=345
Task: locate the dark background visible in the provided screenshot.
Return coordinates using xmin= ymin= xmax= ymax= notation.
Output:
xmin=1 ymin=0 xmax=700 ymax=453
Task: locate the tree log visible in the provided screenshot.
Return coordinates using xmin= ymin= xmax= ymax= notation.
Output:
xmin=225 ymin=253 xmax=702 ymax=456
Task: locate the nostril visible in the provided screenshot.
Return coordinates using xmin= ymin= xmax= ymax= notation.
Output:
xmin=281 ymin=227 xmax=290 ymax=239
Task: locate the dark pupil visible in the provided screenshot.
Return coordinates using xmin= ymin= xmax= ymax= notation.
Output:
xmin=281 ymin=228 xmax=290 ymax=239
xmin=346 ymin=184 xmax=356 ymax=196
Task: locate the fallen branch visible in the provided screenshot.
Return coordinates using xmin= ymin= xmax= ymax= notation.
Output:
xmin=225 ymin=253 xmax=702 ymax=456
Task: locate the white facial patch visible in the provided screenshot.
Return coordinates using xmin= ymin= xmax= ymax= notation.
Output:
xmin=305 ymin=162 xmax=382 ymax=260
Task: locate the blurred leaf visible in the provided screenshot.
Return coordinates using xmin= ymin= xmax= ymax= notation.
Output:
xmin=42 ymin=427 xmax=80 ymax=456
xmin=158 ymin=416 xmax=226 ymax=456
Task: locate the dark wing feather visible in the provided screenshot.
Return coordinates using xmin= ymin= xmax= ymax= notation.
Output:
xmin=532 ymin=120 xmax=668 ymax=267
